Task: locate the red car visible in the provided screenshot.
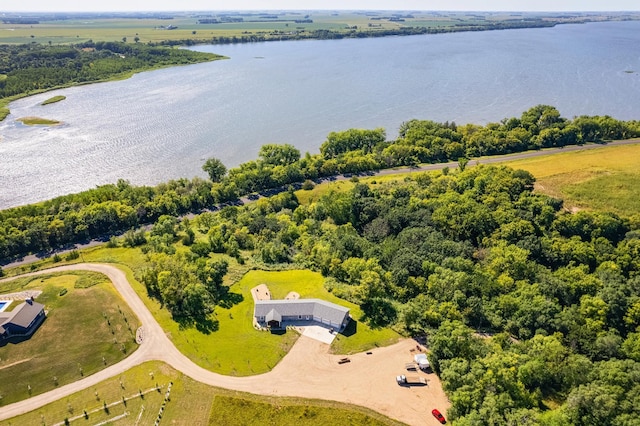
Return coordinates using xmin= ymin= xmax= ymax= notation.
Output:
xmin=432 ymin=409 xmax=446 ymax=424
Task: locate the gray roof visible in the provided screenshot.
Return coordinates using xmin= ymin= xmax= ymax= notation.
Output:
xmin=265 ymin=309 xmax=282 ymax=323
xmin=0 ymin=301 xmax=44 ymax=329
xmin=255 ymin=299 xmax=349 ymax=325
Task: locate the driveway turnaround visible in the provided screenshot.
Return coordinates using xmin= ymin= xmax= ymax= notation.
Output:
xmin=0 ymin=264 xmax=449 ymax=426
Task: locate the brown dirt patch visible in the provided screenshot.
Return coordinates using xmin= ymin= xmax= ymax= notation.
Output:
xmin=251 ymin=284 xmax=271 ymax=302
xmin=234 ymin=336 xmax=450 ymax=426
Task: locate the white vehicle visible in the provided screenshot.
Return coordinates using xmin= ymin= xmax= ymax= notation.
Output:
xmin=396 ymin=374 xmax=427 ymax=385
xmin=413 ymin=353 xmax=430 ymax=370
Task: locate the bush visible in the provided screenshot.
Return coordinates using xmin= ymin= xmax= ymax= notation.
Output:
xmin=302 ymin=179 xmax=315 ymax=190
xmin=66 ymin=250 xmax=80 ymax=261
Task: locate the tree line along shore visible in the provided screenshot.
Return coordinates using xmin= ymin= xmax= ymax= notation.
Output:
xmin=1 ymin=105 xmax=639 ymax=265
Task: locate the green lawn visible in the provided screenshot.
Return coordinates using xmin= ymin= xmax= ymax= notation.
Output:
xmin=231 ymin=270 xmax=400 ymax=356
xmin=2 ymin=361 xmax=403 ymax=426
xmin=0 ymin=272 xmax=139 ymax=405
xmin=77 ymin=245 xmax=399 ymax=372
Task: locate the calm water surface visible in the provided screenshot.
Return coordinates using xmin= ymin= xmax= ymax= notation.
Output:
xmin=1 ymin=21 xmax=639 ymax=208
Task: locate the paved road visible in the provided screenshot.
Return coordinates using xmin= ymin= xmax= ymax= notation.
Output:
xmin=3 ymin=139 xmax=638 ymax=271
xmin=0 ymin=264 xmax=448 ymax=426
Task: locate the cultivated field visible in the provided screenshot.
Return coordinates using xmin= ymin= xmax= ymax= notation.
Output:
xmin=0 ymin=11 xmax=627 ymax=45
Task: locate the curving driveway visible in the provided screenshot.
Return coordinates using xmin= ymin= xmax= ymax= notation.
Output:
xmin=0 ymin=264 xmax=448 ymax=426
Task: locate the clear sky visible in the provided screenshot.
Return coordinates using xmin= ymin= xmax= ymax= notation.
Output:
xmin=2 ymin=1 xmax=639 ymax=13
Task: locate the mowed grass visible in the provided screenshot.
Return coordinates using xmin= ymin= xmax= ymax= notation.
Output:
xmin=0 ymin=273 xmax=139 ymax=405
xmin=233 ymin=270 xmax=400 ymax=355
xmin=2 ymin=361 xmax=403 ymax=426
xmin=504 ymin=142 xmax=640 ymax=216
xmin=66 ymin=244 xmax=399 ymax=371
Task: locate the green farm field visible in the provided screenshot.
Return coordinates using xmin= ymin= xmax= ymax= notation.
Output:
xmin=0 ymin=272 xmax=139 ymax=405
xmin=0 ymin=11 xmax=602 ymax=45
xmin=0 ymin=13 xmax=403 ymax=44
xmin=1 ymin=361 xmax=403 ymax=426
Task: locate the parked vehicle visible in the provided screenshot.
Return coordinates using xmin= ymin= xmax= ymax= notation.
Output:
xmin=431 ymin=408 xmax=446 ymax=424
xmin=414 ymin=353 xmax=430 ymax=370
xmin=396 ymin=374 xmax=427 ymax=385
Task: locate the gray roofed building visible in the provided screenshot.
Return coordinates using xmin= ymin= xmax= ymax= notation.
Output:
xmin=254 ymin=298 xmax=350 ymax=331
xmin=0 ymin=299 xmax=45 ymax=342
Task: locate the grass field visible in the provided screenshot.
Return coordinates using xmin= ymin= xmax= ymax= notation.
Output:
xmin=503 ymin=142 xmax=640 ymax=217
xmin=2 ymin=361 xmax=403 ymax=426
xmin=0 ymin=272 xmax=139 ymax=405
xmin=47 ymin=244 xmax=399 ymax=371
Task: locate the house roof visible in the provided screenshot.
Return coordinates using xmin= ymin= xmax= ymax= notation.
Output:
xmin=0 ymin=301 xmax=44 ymax=329
xmin=265 ymin=309 xmax=282 ymax=323
xmin=255 ymin=299 xmax=349 ymax=326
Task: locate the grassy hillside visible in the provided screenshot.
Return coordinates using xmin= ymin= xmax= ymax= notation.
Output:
xmin=2 ymin=361 xmax=403 ymax=426
xmin=504 ymin=142 xmax=640 ymax=217
xmin=0 ymin=272 xmax=139 ymax=405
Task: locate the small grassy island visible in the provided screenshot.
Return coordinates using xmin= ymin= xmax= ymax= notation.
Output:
xmin=41 ymin=95 xmax=66 ymax=105
xmin=17 ymin=116 xmax=61 ymax=126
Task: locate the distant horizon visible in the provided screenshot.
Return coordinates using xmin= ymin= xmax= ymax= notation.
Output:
xmin=2 ymin=1 xmax=639 ymax=13
xmin=3 ymin=9 xmax=640 ymax=13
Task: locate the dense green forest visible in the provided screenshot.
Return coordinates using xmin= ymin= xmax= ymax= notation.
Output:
xmin=130 ymin=163 xmax=640 ymax=425
xmin=1 ymin=105 xmax=639 ymax=263
xmin=0 ymin=41 xmax=220 ymax=119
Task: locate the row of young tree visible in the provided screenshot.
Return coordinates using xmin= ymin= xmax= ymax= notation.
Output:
xmin=166 ymin=165 xmax=639 ymax=425
xmin=1 ymin=106 xmax=639 ymax=263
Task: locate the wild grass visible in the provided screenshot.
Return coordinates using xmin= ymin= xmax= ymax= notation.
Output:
xmin=2 ymin=361 xmax=402 ymax=426
xmin=209 ymin=395 xmax=396 ymax=426
xmin=504 ymin=142 xmax=640 ymax=216
xmin=41 ymin=95 xmax=66 ymax=105
xmin=0 ymin=273 xmax=139 ymax=405
xmin=16 ymin=116 xmax=61 ymax=126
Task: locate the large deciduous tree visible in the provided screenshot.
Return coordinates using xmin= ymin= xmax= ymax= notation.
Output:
xmin=202 ymin=157 xmax=227 ymax=182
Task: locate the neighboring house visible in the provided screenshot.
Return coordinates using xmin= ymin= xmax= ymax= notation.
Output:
xmin=0 ymin=299 xmax=45 ymax=342
xmin=254 ymin=299 xmax=350 ymax=331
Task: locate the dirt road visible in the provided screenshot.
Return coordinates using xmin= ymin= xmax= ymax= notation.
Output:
xmin=0 ymin=264 xmax=449 ymax=426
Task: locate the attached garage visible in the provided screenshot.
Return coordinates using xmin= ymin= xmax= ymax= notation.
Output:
xmin=254 ymin=299 xmax=350 ymax=331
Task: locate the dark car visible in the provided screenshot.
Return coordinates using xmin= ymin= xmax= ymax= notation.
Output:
xmin=432 ymin=409 xmax=446 ymax=424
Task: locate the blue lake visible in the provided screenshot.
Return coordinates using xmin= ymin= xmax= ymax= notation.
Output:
xmin=1 ymin=21 xmax=639 ymax=208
